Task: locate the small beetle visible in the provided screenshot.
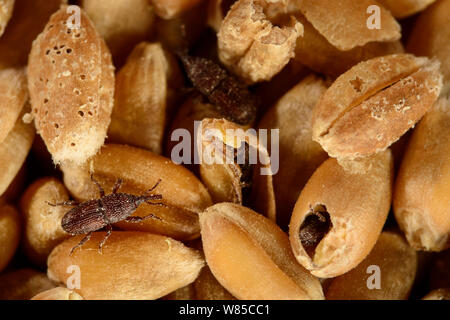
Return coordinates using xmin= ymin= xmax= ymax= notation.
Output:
xmin=49 ymin=174 xmax=163 ymax=254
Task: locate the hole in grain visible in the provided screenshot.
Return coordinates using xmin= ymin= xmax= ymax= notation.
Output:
xmin=52 ymin=60 xmax=55 ymax=64
xmin=45 ymin=50 xmax=50 ymax=55
xmin=75 ymin=33 xmax=81 ymax=38
xmin=350 ymin=77 xmax=364 ymax=93
xmin=88 ymin=97 xmax=94 ymax=103
xmin=80 ymin=74 xmax=86 ymax=80
xmin=54 ymin=123 xmax=59 ymax=129
xmin=88 ymin=111 xmax=93 ymax=116
xmin=56 ymin=51 xmax=61 ymax=55
xmin=60 ymin=45 xmax=65 ymax=49
xmin=78 ymin=111 xmax=84 ymax=117
xmin=74 ymin=89 xmax=80 ymax=95
xmin=67 ymin=29 xmax=71 ymax=34
xmin=44 ymin=98 xmax=48 ymax=103
xmin=299 ymin=205 xmax=332 ymax=259
xmin=71 ymin=143 xmax=75 ymax=147
xmin=66 ymin=48 xmax=72 ymax=54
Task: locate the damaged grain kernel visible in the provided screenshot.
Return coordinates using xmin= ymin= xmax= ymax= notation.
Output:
xmin=27 ymin=5 xmax=115 ymax=165
xmin=289 ymin=150 xmax=393 ymax=278
xmin=177 ymin=52 xmax=257 ymax=125
xmin=312 ymin=54 xmax=443 ymax=161
xmin=218 ymin=0 xmax=303 ymax=83
xmin=197 ymin=118 xmax=276 ymax=220
xmin=299 ymin=206 xmax=332 ymax=258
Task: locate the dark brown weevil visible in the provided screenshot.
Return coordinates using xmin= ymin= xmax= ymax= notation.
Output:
xmin=49 ymin=174 xmax=163 ymax=254
xmin=176 ymin=51 xmax=257 ymax=125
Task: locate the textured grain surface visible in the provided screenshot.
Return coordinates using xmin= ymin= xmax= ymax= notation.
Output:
xmin=81 ymin=0 xmax=154 ymax=66
xmin=200 ymin=203 xmax=324 ymax=300
xmin=0 ymin=0 xmax=66 ymax=68
xmin=0 ymin=0 xmax=14 ymax=36
xmin=312 ymin=54 xmax=443 ymax=160
xmin=0 ymin=204 xmax=20 ymax=272
xmin=47 ymin=231 xmax=204 ymax=300
xmin=31 ymin=287 xmax=84 ymax=300
xmin=28 ymin=5 xmax=114 ymax=164
xmin=297 ymin=0 xmax=400 ymax=50
xmin=198 ymin=118 xmax=276 ymax=221
xmin=407 ymin=0 xmax=450 ymax=96
xmin=218 ymin=0 xmax=303 ymax=83
xmin=394 ymin=98 xmax=450 ymax=251
xmin=109 ymin=42 xmax=181 ymax=154
xmin=0 ymin=67 xmax=27 ymax=144
xmin=378 ymin=0 xmax=436 ymax=18
xmin=294 ymin=14 xmax=404 ymax=77
xmin=258 ymin=75 xmax=328 ymax=228
xmin=151 ymin=0 xmax=204 ymax=19
xmin=326 ymin=232 xmax=417 ymax=300
xmin=19 ymin=177 xmax=71 ymax=267
xmin=0 ymin=269 xmax=55 ymax=300
xmin=289 ymin=150 xmax=393 ymax=278
xmin=0 ymin=108 xmax=35 ymax=196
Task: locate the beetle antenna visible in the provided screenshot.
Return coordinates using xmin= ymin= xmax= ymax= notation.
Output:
xmin=143 ymin=179 xmax=162 ymax=196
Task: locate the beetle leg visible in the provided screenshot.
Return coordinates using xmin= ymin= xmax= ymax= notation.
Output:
xmin=70 ymin=232 xmax=93 ymax=255
xmin=145 ymin=201 xmax=167 ymax=208
xmin=98 ymin=225 xmax=112 ymax=254
xmin=112 ymin=178 xmax=123 ymax=194
xmin=125 ymin=214 xmax=161 ymax=223
xmin=47 ymin=200 xmax=79 ymax=207
xmin=90 ymin=173 xmax=105 ymax=197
